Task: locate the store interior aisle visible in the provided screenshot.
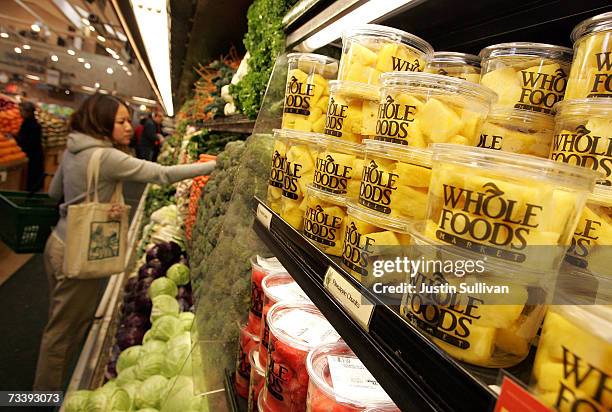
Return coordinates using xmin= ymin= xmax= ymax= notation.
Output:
xmin=0 ymin=181 xmax=145 ymax=392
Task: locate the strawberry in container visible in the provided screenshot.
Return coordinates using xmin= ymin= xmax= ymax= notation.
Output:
xmin=306 ymin=342 xmax=398 ymax=412
xmin=259 ymin=273 xmax=310 ymax=367
xmin=248 ymin=348 xmax=266 ymax=412
xmin=260 ymin=302 xmax=340 ymax=412
xmin=248 ymin=256 xmax=288 ymax=336
xmin=236 ymin=324 xmax=261 ymax=398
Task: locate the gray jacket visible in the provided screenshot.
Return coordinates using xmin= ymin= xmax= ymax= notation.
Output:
xmin=50 ymin=132 xmax=215 ymax=241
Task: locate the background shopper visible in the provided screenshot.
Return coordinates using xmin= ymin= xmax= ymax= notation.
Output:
xmin=138 ymin=110 xmax=164 ymax=161
xmin=15 ymin=101 xmax=44 ymax=192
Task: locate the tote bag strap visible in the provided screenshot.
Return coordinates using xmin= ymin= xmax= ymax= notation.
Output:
xmin=85 ymin=148 xmax=104 ymax=203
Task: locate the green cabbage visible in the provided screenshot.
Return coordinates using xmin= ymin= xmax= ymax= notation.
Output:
xmin=143 ymin=329 xmax=154 ymax=343
xmin=115 ymin=365 xmax=138 ymax=387
xmin=150 ymin=315 xmax=182 ymax=341
xmin=160 ymin=376 xmax=196 ymax=412
xmin=117 ymin=345 xmax=142 ymax=373
xmin=121 ymin=380 xmax=141 ymax=401
xmin=63 ymin=390 xmax=91 ymax=412
xmin=178 ymin=312 xmax=194 ymax=332
xmin=167 ymin=331 xmax=191 ymax=349
xmin=166 ymin=263 xmax=190 ymax=285
xmin=142 ymin=339 xmax=167 ymax=354
xmin=85 ymin=388 xmax=109 ymax=412
xmin=106 ymin=387 xmax=131 ymax=411
xmin=135 ymin=375 xmax=169 ymax=410
xmin=149 ymin=277 xmax=178 ymax=299
xmin=161 ymin=342 xmax=191 ymax=378
xmin=151 ymin=295 xmax=179 ymax=322
xmin=136 ymin=409 xmax=160 ymax=412
xmin=135 ymin=352 xmax=166 ymax=381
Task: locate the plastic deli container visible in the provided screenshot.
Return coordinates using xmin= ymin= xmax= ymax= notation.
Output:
xmin=313 ymin=136 xmax=364 ymax=198
xmin=236 ymin=324 xmax=262 ymax=398
xmin=283 ymin=53 xmax=339 ymax=133
xmin=261 ymin=302 xmax=340 ymax=412
xmin=358 ymin=140 xmax=432 ymax=222
xmin=374 ymin=72 xmax=496 ymax=147
xmin=478 ymin=107 xmax=554 ymax=157
xmin=248 ymin=349 xmax=266 ymax=412
xmin=338 ymin=24 xmax=433 ymax=86
xmin=268 ymin=132 xmax=288 ymax=213
xmin=549 ymin=98 xmax=612 ymax=186
xmin=479 ymin=42 xmax=573 ymax=114
xmin=565 ymin=12 xmax=612 ymax=100
xmin=565 ymin=186 xmax=612 ymax=274
xmin=425 ymin=52 xmax=481 ymax=83
xmin=259 ymin=273 xmax=310 ymax=367
xmin=248 ymin=256 xmax=288 ymax=336
xmin=324 ymin=81 xmax=379 ymax=144
xmin=306 ymin=342 xmax=397 ymax=411
xmin=531 ymin=272 xmax=611 ymax=412
xmin=279 ymin=130 xmax=324 ymax=230
xmin=341 ymin=203 xmax=411 ymax=285
xmin=401 ymin=223 xmax=550 ymax=367
xmin=426 ymin=144 xmax=600 ymax=271
xmin=304 ymin=186 xmax=347 ymax=257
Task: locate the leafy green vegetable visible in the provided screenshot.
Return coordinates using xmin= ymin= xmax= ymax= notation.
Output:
xmin=149 ymin=277 xmax=178 ymax=299
xmin=63 ymin=390 xmax=91 ymax=412
xmin=151 ymin=295 xmax=180 ymax=323
xmin=135 ymin=375 xmax=169 ymax=410
xmin=135 ymin=352 xmax=166 ymax=381
xmin=117 ymin=345 xmax=142 ymax=373
xmin=178 ymin=312 xmax=194 ymax=332
xmin=150 ymin=315 xmax=182 ymax=342
xmin=142 ymin=339 xmax=167 ymax=354
xmin=166 ymin=263 xmax=190 ymax=286
xmin=115 ymin=365 xmax=138 ymax=387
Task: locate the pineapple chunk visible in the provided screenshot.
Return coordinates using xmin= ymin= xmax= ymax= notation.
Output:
xmin=496 ymin=326 xmax=529 ymax=357
xmin=268 ymin=186 xmax=282 ymax=200
xmin=288 ymin=68 xmax=308 ymax=84
xmin=347 ymin=179 xmax=362 ymax=199
xmin=307 ymin=107 xmax=323 ymax=125
xmin=459 ymin=109 xmax=482 ymax=140
xmin=361 ymin=100 xmax=379 ymax=136
xmin=352 ymin=158 xmax=365 ymax=179
xmin=433 ymin=324 xmax=496 ymax=365
xmin=393 ymin=161 xmax=431 ymax=188
xmin=348 ymin=216 xmax=378 ymax=235
xmin=481 ymin=67 xmax=523 ymax=106
xmin=347 ymin=43 xmax=378 ymax=67
xmin=395 ymin=93 xmax=424 ymax=110
xmin=310 ymin=73 xmax=329 ymax=92
xmin=298 ymin=171 xmax=314 ymax=195
xmin=293 ymin=117 xmax=312 ymax=132
xmin=586 ymin=117 xmax=612 ymax=138
xmin=345 ymin=63 xmax=369 ymax=83
xmin=282 ymin=205 xmax=305 ymax=230
xmin=375 ymin=43 xmax=400 ymax=72
xmin=408 ymin=119 xmax=428 ymax=147
xmin=391 ymin=186 xmax=428 ymax=220
xmin=315 ymin=94 xmax=330 ymax=112
xmin=312 ymin=116 xmax=326 ymax=134
xmin=325 ymin=151 xmax=355 ymax=168
xmin=368 ymin=230 xmax=401 ymax=246
xmin=322 ymin=205 xmax=346 ymax=220
xmin=286 ymin=145 xmax=315 ymax=173
xmin=523 ymin=63 xmax=561 ymax=78
xmin=348 ymin=104 xmax=363 ymax=134
xmin=418 ymin=98 xmax=462 ymax=142
xmin=449 ymin=135 xmax=469 ymax=145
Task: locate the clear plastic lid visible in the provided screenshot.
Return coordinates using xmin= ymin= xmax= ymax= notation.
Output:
xmin=486 ymin=106 xmax=555 ymax=128
xmin=318 ymin=133 xmax=365 ymax=156
xmin=273 ymin=128 xmax=325 ymax=145
xmin=365 ymin=139 xmax=433 ymax=168
xmin=267 ymin=302 xmax=340 ymax=351
xmin=306 ymin=342 xmax=396 ymax=408
xmin=588 ymin=185 xmax=612 ymax=207
xmin=554 ymin=265 xmax=612 ymax=306
xmin=571 ymin=11 xmax=612 ymax=42
xmin=346 ymin=202 xmax=410 ymax=233
xmin=261 ymin=272 xmax=309 ymax=304
xmin=432 ymin=143 xmax=601 ymax=190
xmin=380 ymin=72 xmax=498 ymax=105
xmin=430 ymin=51 xmax=481 ymax=68
xmin=342 ymin=24 xmax=434 ymax=57
xmin=306 ymin=184 xmax=347 ymax=207
xmin=328 ymin=80 xmax=380 ymax=101
xmin=287 ymin=52 xmax=339 ymax=78
xmin=479 ymin=42 xmax=573 ymax=62
xmin=250 ymin=255 xmax=287 ymax=275
xmin=553 ymin=98 xmax=612 ymax=118
xmin=287 ymin=52 xmax=339 ymax=66
xmin=249 ymin=348 xmax=265 ymax=376
xmin=241 ymin=323 xmax=261 ymax=343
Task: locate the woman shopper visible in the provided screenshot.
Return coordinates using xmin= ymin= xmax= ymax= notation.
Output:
xmin=16 ymin=101 xmax=44 ymax=192
xmin=33 ymin=94 xmax=216 ymax=391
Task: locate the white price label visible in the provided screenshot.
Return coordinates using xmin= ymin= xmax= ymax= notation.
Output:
xmin=324 ymin=267 xmax=374 ymax=331
xmin=273 ymin=310 xmax=340 ymax=346
xmin=256 ymin=203 xmax=272 ymax=230
xmin=327 ymin=355 xmax=393 ymax=404
xmin=268 ymin=282 xmax=310 ymax=302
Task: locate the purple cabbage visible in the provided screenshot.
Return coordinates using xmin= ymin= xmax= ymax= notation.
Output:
xmin=138 ymin=265 xmax=158 ymax=280
xmin=116 ymin=326 xmax=145 ymax=350
xmin=124 ymin=277 xmax=138 ymax=293
xmin=123 ymin=313 xmax=149 ymax=329
xmin=105 ymin=360 xmax=117 ymax=380
xmin=177 ymin=298 xmax=191 ymax=313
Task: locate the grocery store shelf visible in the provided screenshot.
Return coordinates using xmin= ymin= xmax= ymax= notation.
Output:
xmin=201 ymin=115 xmax=255 ymax=134
xmin=252 ymin=197 xmax=498 ymax=412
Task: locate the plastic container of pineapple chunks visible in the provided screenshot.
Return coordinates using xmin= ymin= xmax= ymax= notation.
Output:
xmin=400 ymin=222 xmax=550 ymax=368
xmin=324 ymin=80 xmax=379 ymax=143
xmin=303 ymin=186 xmax=347 ymax=256
xmin=338 ymin=24 xmax=433 ymax=86
xmin=426 ymin=144 xmax=600 ymax=271
xmin=374 ymin=72 xmax=496 ymax=147
xmin=425 ymin=52 xmax=481 ymax=83
xmin=565 ymin=185 xmax=612 ymax=275
xmin=549 ymin=98 xmax=612 ymax=185
xmin=565 ymin=11 xmax=612 ymax=100
xmin=478 ymin=107 xmax=554 ymax=157
xmin=358 ymin=140 xmax=432 ymax=223
xmin=531 ymin=270 xmax=611 ymax=411
xmin=282 ymin=53 xmax=339 ymax=133
xmin=313 ymin=136 xmax=364 ymax=198
xmin=479 ymin=42 xmax=573 ymax=115
xmin=279 ymin=129 xmax=325 ymax=230
xmin=267 ymin=130 xmax=289 ymax=213
xmin=341 ymin=202 xmax=411 ymax=285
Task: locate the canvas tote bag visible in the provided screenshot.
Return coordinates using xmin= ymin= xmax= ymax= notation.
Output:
xmin=63 ymin=148 xmax=130 ymax=278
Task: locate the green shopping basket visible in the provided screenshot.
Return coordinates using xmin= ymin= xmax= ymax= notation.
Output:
xmin=0 ymin=191 xmax=59 ymax=253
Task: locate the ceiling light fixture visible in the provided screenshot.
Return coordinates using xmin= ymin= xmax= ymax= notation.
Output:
xmin=94 ymin=82 xmax=100 ymax=88
xmin=65 ymin=90 xmax=70 ymax=95
xmin=117 ymin=60 xmax=124 ymax=66
xmin=22 ymin=44 xmax=31 ymax=50
xmin=51 ymin=54 xmax=58 ymax=62
xmin=81 ymin=85 xmax=96 ymax=92
xmin=97 ymin=35 xmax=106 ymax=42
xmin=139 ymin=104 xmax=146 ymax=111
xmin=126 ymin=71 xmax=132 ymax=76
xmin=31 ymin=24 xmax=40 ymax=32
xmin=14 ymin=47 xmax=21 ymax=54
xmin=0 ymin=33 xmax=8 ymax=38
xmin=106 ymin=67 xmax=114 ymax=74
xmin=99 ymin=89 xmax=108 ymax=94
xmin=26 ymin=74 xmax=40 ymax=81
xmin=84 ymin=62 xmax=91 ymax=69
xmin=77 ymin=57 xmax=84 ymax=63
xmin=88 ymin=26 xmax=95 ymax=32
xmin=67 ymin=49 xmax=75 ymax=55
xmin=81 ymin=18 xmax=90 ymax=26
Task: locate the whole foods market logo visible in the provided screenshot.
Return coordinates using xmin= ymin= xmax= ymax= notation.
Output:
xmin=566 ymin=215 xmax=602 ymax=269
xmin=282 ymin=160 xmax=302 ymax=200
xmin=342 ymin=221 xmax=375 ymax=276
xmin=550 ymin=124 xmax=612 ymax=185
xmin=269 ymin=150 xmax=286 ymax=188
xmin=375 ymin=95 xmax=417 ymax=145
xmin=436 ymin=182 xmax=543 ymax=261
xmin=324 ymin=97 xmax=348 ymax=138
xmin=237 ymin=344 xmax=250 ymax=379
xmin=266 ymin=340 xmax=290 ymax=401
xmin=477 ymin=131 xmax=504 ymax=150
xmin=391 ymin=56 xmax=421 ymax=72
xmin=516 ymin=67 xmax=567 ymax=114
xmin=284 ymin=76 xmax=315 ymax=115
xmin=250 ymin=279 xmax=263 ymax=317
xmin=359 ymin=159 xmax=398 ymax=214
xmin=313 ymin=154 xmax=352 ymax=194
xmin=588 ymin=52 xmax=612 ymax=98
xmin=304 ymin=205 xmax=343 ymax=246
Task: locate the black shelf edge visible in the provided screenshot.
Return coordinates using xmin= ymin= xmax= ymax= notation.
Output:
xmin=224 ymin=368 xmax=248 ymax=412
xmin=252 ymin=197 xmax=498 ymax=412
xmin=201 ymin=116 xmax=254 ymax=134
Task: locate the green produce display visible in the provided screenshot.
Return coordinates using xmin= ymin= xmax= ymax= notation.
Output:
xmin=187 ymin=129 xmax=245 ymax=158
xmin=167 ymin=263 xmax=190 ymax=286
xmin=149 ymin=277 xmax=179 ymax=299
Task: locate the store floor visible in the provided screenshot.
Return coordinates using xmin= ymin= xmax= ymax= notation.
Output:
xmin=0 ymin=182 xmax=145 ymax=398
